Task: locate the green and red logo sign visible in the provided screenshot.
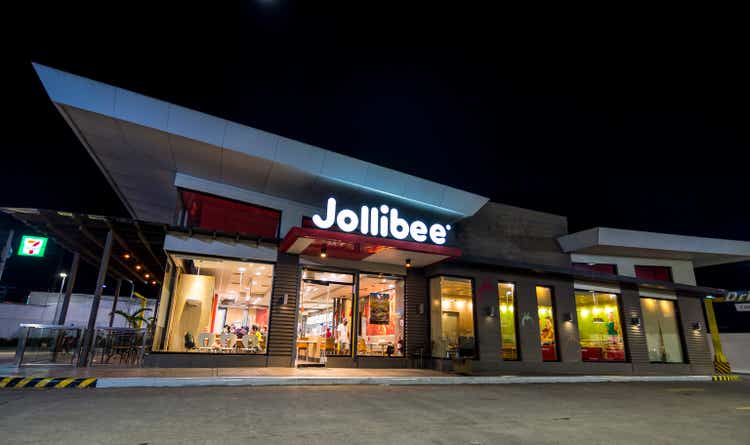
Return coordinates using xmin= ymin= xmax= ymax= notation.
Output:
xmin=18 ymin=235 xmax=48 ymax=257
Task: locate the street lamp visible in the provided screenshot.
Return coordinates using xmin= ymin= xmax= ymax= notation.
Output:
xmin=56 ymin=272 xmax=68 ymax=322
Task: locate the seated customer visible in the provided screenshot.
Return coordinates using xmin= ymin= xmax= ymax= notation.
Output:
xmin=248 ymin=325 xmax=261 ymax=352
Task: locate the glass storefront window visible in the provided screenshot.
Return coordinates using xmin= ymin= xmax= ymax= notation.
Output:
xmin=498 ymin=282 xmax=519 ymax=360
xmin=575 ymin=290 xmax=625 ymax=362
xmin=159 ymin=255 xmax=273 ymax=354
xmin=641 ymin=298 xmax=684 ymax=363
xmin=430 ymin=276 xmax=475 ymax=358
xmin=297 ymin=270 xmax=354 ymax=364
xmin=536 ymin=286 xmax=557 ymax=361
xmin=357 ymin=274 xmax=405 ymax=357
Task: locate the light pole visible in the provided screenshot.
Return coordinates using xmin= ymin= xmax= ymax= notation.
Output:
xmin=56 ymin=272 xmax=67 ymax=323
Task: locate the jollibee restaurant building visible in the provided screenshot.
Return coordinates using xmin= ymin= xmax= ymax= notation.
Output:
xmin=32 ymin=63 xmax=750 ymax=374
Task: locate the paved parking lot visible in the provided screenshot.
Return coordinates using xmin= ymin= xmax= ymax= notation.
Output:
xmin=1 ymin=380 xmax=749 ymax=444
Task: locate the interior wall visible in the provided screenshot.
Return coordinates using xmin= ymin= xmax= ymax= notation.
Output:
xmin=166 ymin=274 xmax=215 ymax=351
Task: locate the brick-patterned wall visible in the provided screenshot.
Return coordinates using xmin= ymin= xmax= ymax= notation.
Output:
xmin=404 ymin=268 xmax=428 ymax=356
xmin=267 ymin=253 xmax=299 ymax=359
xmin=677 ymin=295 xmax=713 ymax=374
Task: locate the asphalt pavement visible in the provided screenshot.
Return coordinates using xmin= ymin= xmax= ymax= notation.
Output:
xmin=1 ymin=380 xmax=749 ymax=444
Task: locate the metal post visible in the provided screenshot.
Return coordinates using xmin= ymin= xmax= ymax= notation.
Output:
xmin=0 ymin=229 xmax=14 ymax=283
xmin=78 ymin=231 xmax=113 ymax=367
xmin=58 ymin=252 xmax=80 ymax=325
xmin=704 ymin=298 xmax=732 ymax=375
xmin=109 ymin=279 xmax=122 ymax=327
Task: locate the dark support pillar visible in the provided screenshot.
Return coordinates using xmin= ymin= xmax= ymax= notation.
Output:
xmin=109 ymin=279 xmax=122 ymax=327
xmin=57 ymin=252 xmax=80 ymax=325
xmin=78 ymin=231 xmax=113 ymax=367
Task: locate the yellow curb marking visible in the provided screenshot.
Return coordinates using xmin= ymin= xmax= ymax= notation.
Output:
xmin=0 ymin=377 xmax=12 ymax=388
xmin=34 ymin=378 xmax=53 ymax=388
xmin=55 ymin=378 xmax=76 ymax=388
xmin=16 ymin=377 xmax=34 ymax=387
xmin=736 ymin=407 xmax=750 ymax=411
xmin=78 ymin=378 xmax=96 ymax=388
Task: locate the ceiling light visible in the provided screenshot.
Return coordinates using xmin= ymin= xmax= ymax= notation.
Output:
xmin=239 ymin=267 xmax=246 ymax=272
xmin=123 ymin=253 xmax=131 ymax=259
xmin=145 ymin=273 xmax=150 ymax=279
xmin=135 ymin=265 xmax=142 ymax=270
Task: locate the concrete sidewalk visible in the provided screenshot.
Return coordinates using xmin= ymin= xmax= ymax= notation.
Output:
xmin=0 ymin=365 xmax=724 ymax=388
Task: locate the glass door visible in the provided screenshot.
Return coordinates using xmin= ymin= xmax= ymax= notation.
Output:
xmin=296 ymin=270 xmax=354 ymax=366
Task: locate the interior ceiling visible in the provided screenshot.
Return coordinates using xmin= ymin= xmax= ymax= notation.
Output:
xmin=173 ymin=254 xmax=273 ymax=306
xmin=439 ymin=277 xmax=473 ymax=298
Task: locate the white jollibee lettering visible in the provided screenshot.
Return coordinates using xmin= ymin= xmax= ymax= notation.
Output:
xmin=311 ymin=197 xmax=451 ymax=245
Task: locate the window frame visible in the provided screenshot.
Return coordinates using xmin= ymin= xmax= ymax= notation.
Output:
xmin=574 ymin=289 xmax=628 ymax=363
xmin=156 ymin=251 xmax=277 ymax=356
xmin=356 ymin=272 xmax=407 ymax=358
xmin=498 ymin=280 xmax=521 ymax=361
xmin=427 ymin=274 xmax=479 ymax=360
xmin=536 ymin=285 xmax=560 ymax=362
xmin=639 ymin=296 xmax=687 ymax=364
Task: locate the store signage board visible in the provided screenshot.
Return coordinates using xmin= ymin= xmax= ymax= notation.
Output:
xmin=18 ymin=235 xmax=48 ymax=257
xmin=736 ymin=303 xmax=750 ymax=312
xmin=312 ymin=197 xmax=451 ymax=245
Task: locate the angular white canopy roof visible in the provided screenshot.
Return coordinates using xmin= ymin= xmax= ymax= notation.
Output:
xmin=32 ymin=63 xmax=489 ymax=224
xmin=559 ymin=227 xmax=750 ymax=268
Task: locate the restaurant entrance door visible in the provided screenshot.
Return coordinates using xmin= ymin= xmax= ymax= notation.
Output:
xmin=295 ymin=270 xmax=355 ymax=367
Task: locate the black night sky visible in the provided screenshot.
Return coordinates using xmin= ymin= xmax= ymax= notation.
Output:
xmin=2 ymin=4 xmax=749 ymax=303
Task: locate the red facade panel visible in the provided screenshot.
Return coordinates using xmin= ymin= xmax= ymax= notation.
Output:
xmin=572 ymin=262 xmax=617 ymax=275
xmin=181 ymin=190 xmax=280 ymax=238
xmin=634 ymin=265 xmax=672 ymax=282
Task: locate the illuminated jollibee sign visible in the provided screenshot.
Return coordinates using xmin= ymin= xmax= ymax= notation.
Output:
xmin=312 ymin=197 xmax=452 ymax=245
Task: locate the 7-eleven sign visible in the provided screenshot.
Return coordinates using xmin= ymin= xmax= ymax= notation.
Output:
xmin=18 ymin=235 xmax=48 ymax=257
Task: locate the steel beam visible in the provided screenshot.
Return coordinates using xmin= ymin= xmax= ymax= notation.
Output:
xmin=78 ymin=230 xmax=113 ymax=367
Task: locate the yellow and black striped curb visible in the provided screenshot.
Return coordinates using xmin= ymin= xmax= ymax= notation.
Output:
xmin=0 ymin=377 xmax=97 ymax=389
xmin=712 ymin=374 xmax=741 ymax=382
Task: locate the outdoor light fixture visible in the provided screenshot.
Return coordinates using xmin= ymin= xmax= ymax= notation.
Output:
xmin=418 ymin=303 xmax=424 ymax=315
xmin=631 ymin=316 xmax=641 ymax=326
xmin=563 ymin=312 xmax=573 ymax=323
xmin=145 ymin=273 xmax=150 ymax=279
xmin=405 ymin=258 xmax=412 ymax=268
xmin=59 ymin=272 xmax=68 ymax=278
xmin=487 ymin=305 xmax=497 ymax=317
xmin=151 ymin=280 xmax=157 ymax=285
xmin=320 ymin=244 xmax=327 ymax=258
xmin=692 ymin=321 xmax=703 ymax=331
xmin=123 ymin=253 xmax=131 ymax=259
xmin=135 ymin=265 xmax=142 ymax=270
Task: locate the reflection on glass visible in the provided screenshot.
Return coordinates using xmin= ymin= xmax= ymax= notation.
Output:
xmin=575 ymin=291 xmax=625 ymax=362
xmin=498 ymin=282 xmax=518 ymax=360
xmin=160 ymin=255 xmax=273 ymax=354
xmin=430 ymin=276 xmax=475 ymax=358
xmin=641 ymin=298 xmax=683 ymax=363
xmin=297 ymin=270 xmax=354 ymax=364
xmin=357 ymin=275 xmax=405 ymax=357
xmin=536 ymin=286 xmax=557 ymax=361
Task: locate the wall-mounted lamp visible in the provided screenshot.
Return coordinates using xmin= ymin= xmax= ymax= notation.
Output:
xmin=320 ymin=244 xmax=327 ymax=258
xmin=562 ymin=312 xmax=573 ymax=323
xmin=417 ymin=303 xmax=424 ymax=315
xmin=405 ymin=258 xmax=412 ymax=268
xmin=692 ymin=321 xmax=703 ymax=331
xmin=630 ymin=316 xmax=641 ymax=327
xmin=487 ymin=305 xmax=497 ymax=317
